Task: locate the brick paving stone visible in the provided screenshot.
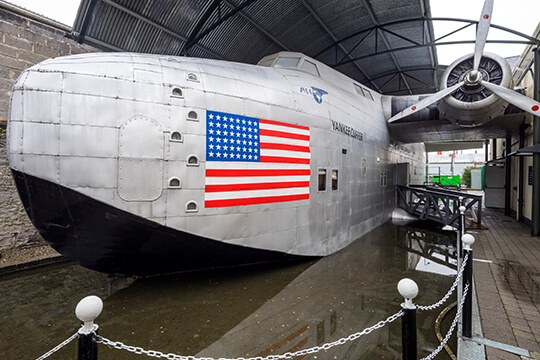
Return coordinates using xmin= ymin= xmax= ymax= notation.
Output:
xmin=486 ymin=346 xmax=521 ymax=359
xmin=473 ymin=208 xmax=540 ymax=359
xmin=516 ymin=337 xmax=540 ymax=354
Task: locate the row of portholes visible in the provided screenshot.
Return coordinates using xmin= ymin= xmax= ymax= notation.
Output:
xmin=171 ymin=72 xmax=199 ymax=97
xmin=165 ymin=154 xmax=199 ymax=169
xmin=168 ymin=178 xmax=198 ymax=213
xmin=167 ymin=105 xmax=199 ymax=123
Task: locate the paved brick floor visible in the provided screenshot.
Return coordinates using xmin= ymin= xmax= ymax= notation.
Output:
xmin=471 ymin=207 xmax=540 ymax=359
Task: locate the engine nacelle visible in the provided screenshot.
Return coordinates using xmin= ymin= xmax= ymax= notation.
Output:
xmin=438 ymin=53 xmax=513 ymax=126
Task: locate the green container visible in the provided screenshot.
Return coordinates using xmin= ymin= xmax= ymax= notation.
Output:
xmin=432 ymin=175 xmax=460 ymax=186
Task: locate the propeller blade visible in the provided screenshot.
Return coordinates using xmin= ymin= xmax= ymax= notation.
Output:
xmin=481 ymin=81 xmax=540 ymax=116
xmin=388 ymin=81 xmax=465 ymax=123
xmin=473 ymin=0 xmax=494 ymax=71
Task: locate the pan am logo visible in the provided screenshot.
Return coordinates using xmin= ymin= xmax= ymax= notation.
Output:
xmin=300 ymin=86 xmax=328 ymax=104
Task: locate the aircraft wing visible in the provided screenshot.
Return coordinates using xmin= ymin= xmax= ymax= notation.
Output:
xmin=386 ymin=112 xmax=525 ymax=145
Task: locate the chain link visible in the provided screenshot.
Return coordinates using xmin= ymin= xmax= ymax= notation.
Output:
xmin=96 ymin=310 xmax=403 ymax=360
xmin=417 ymin=252 xmax=469 ymax=311
xmin=35 ymin=332 xmax=78 ymax=360
xmin=36 ymin=250 xmax=472 ymax=360
xmin=420 ymin=282 xmax=470 ymax=360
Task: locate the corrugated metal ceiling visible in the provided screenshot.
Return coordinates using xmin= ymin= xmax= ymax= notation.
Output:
xmin=72 ymin=0 xmax=445 ymax=95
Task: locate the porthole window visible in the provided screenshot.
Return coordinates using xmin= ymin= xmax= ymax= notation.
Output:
xmin=332 ymin=170 xmax=338 ymax=191
xmin=168 ymin=177 xmax=181 ymax=188
xmin=187 ymin=154 xmax=199 ymax=166
xmin=186 ymin=201 xmax=198 ymax=213
xmin=362 ymin=159 xmax=367 ymax=177
xmin=318 ymin=169 xmax=327 ymax=191
xmin=186 ymin=73 xmax=199 ymax=82
xmin=380 ymin=171 xmax=387 ymax=187
xmin=170 ymin=131 xmax=183 ymax=142
xmin=187 ymin=110 xmax=198 ymax=121
xmin=171 ymin=87 xmax=183 ymax=98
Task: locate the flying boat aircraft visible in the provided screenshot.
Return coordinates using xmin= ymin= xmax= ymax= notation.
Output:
xmin=7 ymin=0 xmax=540 ymax=275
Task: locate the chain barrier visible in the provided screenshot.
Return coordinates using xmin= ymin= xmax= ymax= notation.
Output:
xmin=35 ymin=238 xmax=472 ymax=359
xmin=420 ymin=282 xmax=470 ymax=360
xmin=35 ymin=332 xmax=78 ymax=360
xmin=417 ymin=252 xmax=469 ymax=311
xmin=95 ymin=310 xmax=403 ymax=360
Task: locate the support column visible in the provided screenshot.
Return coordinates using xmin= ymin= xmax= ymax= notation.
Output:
xmin=505 ymin=137 xmax=511 ymax=216
xmin=519 ymin=124 xmax=525 ymax=222
xmin=533 ymin=48 xmax=540 ymax=236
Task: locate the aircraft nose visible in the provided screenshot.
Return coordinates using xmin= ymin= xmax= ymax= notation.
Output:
xmin=8 ymin=53 xmax=199 ymax=207
xmin=6 ymin=53 xmax=156 ymax=188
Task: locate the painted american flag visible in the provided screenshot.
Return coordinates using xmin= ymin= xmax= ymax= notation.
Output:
xmin=205 ymin=110 xmax=310 ymax=208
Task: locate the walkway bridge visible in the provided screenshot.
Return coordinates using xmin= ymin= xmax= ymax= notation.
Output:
xmin=396 ymin=185 xmax=483 ymax=227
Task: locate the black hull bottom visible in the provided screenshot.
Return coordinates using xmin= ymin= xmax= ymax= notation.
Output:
xmin=11 ymin=170 xmax=307 ymax=275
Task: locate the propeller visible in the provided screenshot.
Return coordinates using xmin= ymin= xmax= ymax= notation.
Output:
xmin=387 ymin=0 xmax=540 ymax=123
xmin=388 ymin=81 xmax=465 ymax=123
xmin=473 ymin=0 xmax=493 ymax=72
xmin=481 ymin=81 xmax=540 ymax=115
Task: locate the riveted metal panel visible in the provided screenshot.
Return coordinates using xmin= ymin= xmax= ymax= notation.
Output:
xmin=39 ymin=53 xmax=136 ymax=80
xmin=22 ymin=90 xmax=62 ymax=124
xmin=18 ymin=154 xmax=59 ymax=184
xmin=59 ymin=157 xmax=117 ymax=188
xmin=118 ymin=116 xmax=164 ymax=201
xmin=22 ymin=122 xmax=59 ymax=156
xmin=59 ymin=125 xmax=118 ymax=158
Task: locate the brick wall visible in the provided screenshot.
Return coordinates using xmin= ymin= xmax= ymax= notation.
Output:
xmin=0 ymin=6 xmax=101 ymax=250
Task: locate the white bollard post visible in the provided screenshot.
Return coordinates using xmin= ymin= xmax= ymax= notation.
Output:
xmin=76 ymin=295 xmax=103 ymax=360
xmin=398 ymin=278 xmax=418 ymax=360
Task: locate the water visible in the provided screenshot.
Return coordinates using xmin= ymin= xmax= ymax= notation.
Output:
xmin=0 ymin=221 xmax=459 ymax=360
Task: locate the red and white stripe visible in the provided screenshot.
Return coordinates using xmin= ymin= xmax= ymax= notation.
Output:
xmin=205 ymin=119 xmax=310 ymax=208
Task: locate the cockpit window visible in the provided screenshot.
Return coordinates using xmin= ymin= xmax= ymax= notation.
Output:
xmin=274 ymin=57 xmax=301 ymax=69
xmin=258 ymin=58 xmax=275 ymax=67
xmin=300 ymin=60 xmax=319 ymax=76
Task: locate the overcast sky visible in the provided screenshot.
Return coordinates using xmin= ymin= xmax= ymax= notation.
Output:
xmin=5 ymin=0 xmax=540 ymax=65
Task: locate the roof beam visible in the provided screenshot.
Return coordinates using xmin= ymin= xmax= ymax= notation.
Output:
xmin=299 ymin=0 xmax=381 ymax=92
xmin=100 ymin=0 xmax=224 ymax=59
xmin=419 ymin=0 xmax=439 ymax=90
xmin=181 ymin=0 xmax=222 ymax=54
xmin=182 ymin=0 xmax=259 ymax=52
xmin=360 ymin=0 xmax=413 ymax=94
xmin=222 ymin=0 xmax=289 ymax=51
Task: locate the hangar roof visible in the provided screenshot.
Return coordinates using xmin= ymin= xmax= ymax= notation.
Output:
xmin=71 ymin=0 xmax=444 ymax=95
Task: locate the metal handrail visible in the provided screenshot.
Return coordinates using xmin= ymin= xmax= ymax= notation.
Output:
xmin=396 ymin=185 xmax=482 ymax=226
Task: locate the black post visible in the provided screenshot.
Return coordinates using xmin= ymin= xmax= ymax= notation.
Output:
xmin=398 ymin=279 xmax=418 ymax=360
xmin=78 ymin=331 xmax=98 ymax=360
xmin=505 ymin=136 xmax=512 ymax=216
xmin=458 ymin=199 xmax=465 ymax=260
xmin=532 ymin=47 xmax=540 ymax=236
xmin=401 ymin=307 xmax=417 ymax=360
xmin=462 ymin=247 xmax=474 ymax=338
xmin=519 ymin=123 xmax=526 ymax=222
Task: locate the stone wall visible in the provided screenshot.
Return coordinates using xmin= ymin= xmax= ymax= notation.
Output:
xmin=0 ymin=6 xmax=100 ymax=250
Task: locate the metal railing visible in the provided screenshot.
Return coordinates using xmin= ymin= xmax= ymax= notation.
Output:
xmin=396 ymin=185 xmax=482 ymax=226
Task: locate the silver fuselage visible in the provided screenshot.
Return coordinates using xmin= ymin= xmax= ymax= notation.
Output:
xmin=8 ymin=52 xmax=425 ymax=267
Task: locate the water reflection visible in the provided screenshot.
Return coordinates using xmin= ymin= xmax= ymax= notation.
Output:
xmin=0 ymin=221 xmax=458 ymax=360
